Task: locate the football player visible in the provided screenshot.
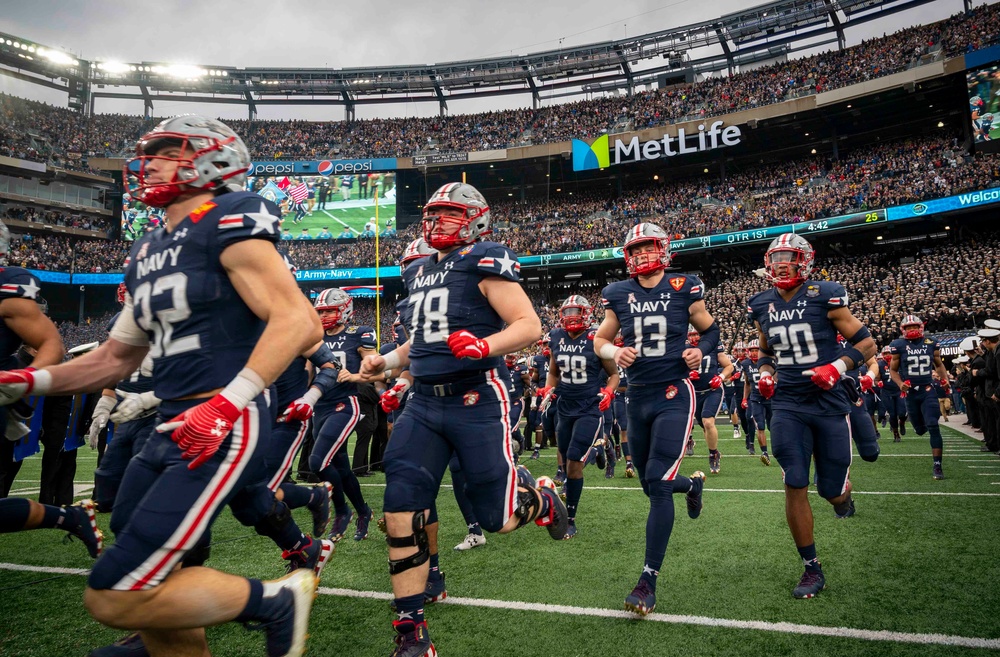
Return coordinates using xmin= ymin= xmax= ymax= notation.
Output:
xmin=687 ymin=324 xmax=735 ymax=474
xmin=529 ymin=335 xmax=556 ymax=461
xmin=723 ymin=341 xmax=743 ymax=442
xmin=505 ymin=352 xmax=531 ymax=456
xmin=845 ymin=344 xmax=881 ymax=463
xmin=740 ymin=340 xmax=772 ymax=464
xmin=359 ymin=182 xmax=567 ymax=656
xmin=889 ymin=315 xmax=950 ymax=479
xmin=747 ymin=234 xmax=876 ymax=599
xmin=0 ymin=116 xmax=324 ymax=657
xmin=285 ymin=288 xmax=376 ymax=541
xmin=594 ymin=222 xmax=712 ymax=616
xmin=879 ymin=345 xmax=908 ymax=441
xmin=611 ymin=333 xmax=636 ymax=478
xmin=541 ymin=295 xmax=619 ymax=538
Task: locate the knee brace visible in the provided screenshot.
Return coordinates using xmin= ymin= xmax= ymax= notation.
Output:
xmin=514 ymin=486 xmax=542 ymax=527
xmin=387 ymin=512 xmax=429 ymax=575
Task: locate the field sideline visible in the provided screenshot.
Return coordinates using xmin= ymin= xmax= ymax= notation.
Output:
xmin=2 ymin=421 xmax=999 ymax=656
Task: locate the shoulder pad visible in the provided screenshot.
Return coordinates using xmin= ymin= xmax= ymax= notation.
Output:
xmin=0 ymin=267 xmax=42 ymax=300
xmin=474 ymin=242 xmax=521 ymax=282
xmin=207 ymin=192 xmax=282 ymax=243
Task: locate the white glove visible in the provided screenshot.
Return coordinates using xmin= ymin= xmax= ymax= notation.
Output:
xmin=87 ymin=395 xmax=117 ymax=449
xmin=109 ymin=390 xmax=161 ymax=424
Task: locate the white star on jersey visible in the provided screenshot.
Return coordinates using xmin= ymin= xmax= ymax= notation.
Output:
xmin=247 ymin=202 xmax=278 ymax=235
xmin=493 ymin=253 xmax=517 ymax=277
xmin=19 ymin=280 xmax=40 ymax=299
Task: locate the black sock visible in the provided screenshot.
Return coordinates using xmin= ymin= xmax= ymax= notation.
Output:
xmin=280 ymin=483 xmax=314 ymax=510
xmin=41 ymin=504 xmax=78 ymax=531
xmin=393 ymin=593 xmax=425 ymax=625
xmin=467 ymin=522 xmax=483 ymax=537
xmin=796 ymin=544 xmax=821 ymax=572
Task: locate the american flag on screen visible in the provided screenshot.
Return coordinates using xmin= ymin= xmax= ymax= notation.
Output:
xmin=287 ymin=183 xmax=309 ymax=204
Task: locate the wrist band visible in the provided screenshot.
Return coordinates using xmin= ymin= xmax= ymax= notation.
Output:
xmin=382 ymin=350 xmax=402 ymax=372
xmin=220 ymin=368 xmax=266 ymax=410
xmin=598 ymin=344 xmax=620 ymax=361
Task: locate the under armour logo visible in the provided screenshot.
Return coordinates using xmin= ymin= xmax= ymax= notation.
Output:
xmin=444 ymin=262 xmax=455 ymax=270
xmin=173 ymin=227 xmax=189 ymax=241
xmin=796 ymin=300 xmax=807 ymax=307
xmin=210 ymin=419 xmax=227 ymax=437
xmin=660 ymin=293 xmax=670 ymax=299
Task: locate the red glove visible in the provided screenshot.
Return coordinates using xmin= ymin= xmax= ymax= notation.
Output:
xmin=859 ymin=375 xmax=875 ymax=393
xmin=758 ymin=373 xmax=775 ymax=399
xmin=709 ymin=375 xmax=723 ymax=389
xmin=0 ymin=367 xmax=39 ymax=405
xmin=901 ymin=379 xmax=912 ymax=394
xmin=447 ymin=330 xmax=490 ymax=359
xmin=597 ymin=387 xmax=614 ymax=412
xmin=730 ymin=371 xmax=742 ymax=382
xmin=157 ymin=394 xmax=242 ymax=470
xmin=876 ymin=380 xmax=884 ymax=388
xmin=688 ymin=370 xmax=700 ymax=381
xmin=804 ymin=363 xmax=842 ymax=391
xmin=538 ymin=385 xmax=553 ymax=399
xmin=741 ymin=398 xmax=748 ymax=410
xmin=280 ymin=398 xmax=315 ymax=423
xmin=380 ymin=381 xmax=410 ymax=413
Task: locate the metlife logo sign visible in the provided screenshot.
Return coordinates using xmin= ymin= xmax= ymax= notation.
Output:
xmin=572 ymin=120 xmax=743 ymax=171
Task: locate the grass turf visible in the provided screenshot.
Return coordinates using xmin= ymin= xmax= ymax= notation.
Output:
xmin=2 ymin=423 xmax=999 ymax=656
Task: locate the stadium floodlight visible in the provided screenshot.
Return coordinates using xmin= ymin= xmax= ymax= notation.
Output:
xmin=155 ymin=64 xmax=207 ymax=79
xmin=40 ymin=49 xmax=79 ymax=67
xmin=98 ymin=61 xmax=131 ymax=74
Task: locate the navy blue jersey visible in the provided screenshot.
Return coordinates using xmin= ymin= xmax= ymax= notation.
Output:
xmin=274 ymin=356 xmax=309 ymax=408
xmin=615 ymin=365 xmax=628 ymax=393
xmin=315 ymin=325 xmax=377 ymax=408
xmin=116 ymin=352 xmax=156 ymax=395
xmin=123 ymin=190 xmax=281 ymax=400
xmin=747 ymin=280 xmax=850 ymax=415
xmin=549 ymin=327 xmax=603 ymax=400
xmin=691 ymin=342 xmax=725 ymax=392
xmin=879 ymin=359 xmax=900 ymax=393
xmin=601 ymin=273 xmax=705 ymax=385
xmin=0 ymin=266 xmax=42 ymax=369
xmin=889 ymin=336 xmax=939 ymax=386
xmin=401 ymin=241 xmax=519 ymax=381
xmin=510 ymin=363 xmax=529 ymax=398
xmin=531 ymin=354 xmax=549 ymax=388
xmin=740 ymin=358 xmax=764 ymax=401
xmin=839 ymin=341 xmax=861 ymax=380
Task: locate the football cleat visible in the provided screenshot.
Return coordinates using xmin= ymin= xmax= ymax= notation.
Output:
xmin=605 ymin=462 xmax=615 ymax=479
xmin=932 ymin=464 xmax=945 ymax=480
xmin=625 ymin=463 xmax=636 ymax=478
xmin=425 ymin=572 xmax=448 ymax=604
xmin=66 ymin=500 xmax=103 ymax=559
xmin=880 ymin=416 xmax=887 ymax=428
xmin=307 ymin=483 xmax=333 ymax=537
xmin=534 ymin=487 xmax=570 ymax=540
xmin=558 ymin=484 xmax=567 ymax=502
xmin=792 ymin=569 xmax=826 ymax=599
xmin=747 ymin=444 xmax=756 ymax=456
xmin=686 ymin=472 xmax=705 ymax=519
xmin=624 ymin=580 xmax=656 ymax=616
xmin=564 ymin=522 xmax=578 ymax=540
xmin=250 ymin=569 xmax=318 ymax=657
xmin=760 ymin=451 xmax=771 ymax=466
xmin=282 ymin=536 xmax=335 ymax=579
xmin=732 ymin=427 xmax=741 ymax=439
xmin=899 ymin=421 xmax=907 ymax=436
xmin=87 ymin=632 xmax=147 ymax=657
xmin=530 ymin=448 xmax=540 ymax=460
xmin=709 ymin=452 xmax=721 ymax=475
xmin=328 ymin=509 xmax=355 ymax=542
xmin=834 ymin=499 xmax=856 ymax=519
xmin=454 ymin=533 xmax=487 ymax=551
xmin=893 ymin=432 xmax=901 ymax=443
xmin=354 ymin=506 xmax=374 ymax=541
xmin=553 ymin=468 xmax=567 ymax=487
xmin=614 ymin=444 xmax=622 ymax=460
xmin=685 ymin=437 xmax=695 ymax=457
xmin=390 ymin=620 xmax=437 ymax=657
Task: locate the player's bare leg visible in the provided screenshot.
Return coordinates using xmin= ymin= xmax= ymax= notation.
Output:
xmin=704 ymin=417 xmax=721 ymax=474
xmin=141 ymin=628 xmax=207 ymax=657
xmin=784 ymin=485 xmax=826 ymax=598
xmin=622 ymin=431 xmax=635 ymax=477
xmin=757 ymin=428 xmax=771 ymax=465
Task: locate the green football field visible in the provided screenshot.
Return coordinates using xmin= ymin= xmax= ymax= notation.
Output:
xmin=2 ymin=422 xmax=999 ymax=657
xmin=281 ymin=201 xmax=397 ymax=239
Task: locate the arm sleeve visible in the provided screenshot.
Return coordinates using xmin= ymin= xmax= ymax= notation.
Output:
xmin=108 ymin=297 xmax=150 ymax=347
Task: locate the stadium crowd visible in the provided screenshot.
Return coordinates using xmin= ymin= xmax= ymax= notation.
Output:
xmin=3 ymin=204 xmax=116 ymax=235
xmin=1 ymin=3 xmax=998 ymax=170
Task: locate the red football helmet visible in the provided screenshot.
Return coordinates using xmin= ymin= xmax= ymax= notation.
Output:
xmin=125 ymin=115 xmax=250 ymax=208
xmin=614 ymin=333 xmax=625 ymax=348
xmin=764 ymin=234 xmax=815 ymax=290
xmin=539 ymin=334 xmax=551 ymax=357
xmin=733 ymin=340 xmax=746 ymax=360
xmin=687 ymin=324 xmax=700 ymax=346
xmin=623 ymin=223 xmax=671 ymax=277
xmin=422 ymin=183 xmax=491 ymax=250
xmin=881 ymin=346 xmax=892 ymax=363
xmin=314 ymin=288 xmax=353 ymax=330
xmin=505 ymin=354 xmax=517 ymax=367
xmin=901 ymin=314 xmax=924 ymax=340
xmin=559 ymin=295 xmax=592 ymax=333
xmin=748 ymin=339 xmax=760 ymax=363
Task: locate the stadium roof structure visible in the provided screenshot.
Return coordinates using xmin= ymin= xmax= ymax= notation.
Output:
xmin=0 ymin=0 xmax=948 ymax=119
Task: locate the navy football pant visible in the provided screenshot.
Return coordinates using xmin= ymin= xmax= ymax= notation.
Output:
xmin=770 ymin=408 xmax=852 ymax=499
xmin=93 ymin=414 xmax=157 ymax=513
xmin=626 ymin=380 xmax=696 ymax=573
xmin=694 ymin=388 xmax=724 ymax=428
xmin=748 ymin=399 xmax=772 ymax=433
xmin=613 ymin=396 xmax=628 ymax=432
xmin=90 ymin=396 xmax=269 ymax=591
xmin=905 ymin=385 xmax=943 ymax=449
xmin=556 ymin=410 xmax=604 ymax=463
xmin=884 ymin=391 xmax=907 ymax=430
xmin=310 ymin=397 xmax=367 ymax=514
xmin=849 ymin=400 xmax=880 ymax=462
xmin=383 ymin=369 xmax=517 ymax=533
